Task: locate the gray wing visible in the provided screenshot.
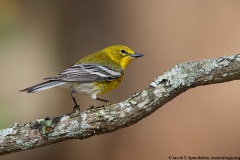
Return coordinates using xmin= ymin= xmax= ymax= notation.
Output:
xmin=44 ymin=64 xmax=123 ymax=82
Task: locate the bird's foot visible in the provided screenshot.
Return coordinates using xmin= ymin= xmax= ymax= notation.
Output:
xmin=87 ymin=105 xmax=95 ymax=110
xmin=106 ymin=102 xmax=112 ymax=106
xmin=87 ymin=102 xmax=112 ymax=110
xmin=90 ymin=105 xmax=105 ymax=109
xmin=73 ymin=105 xmax=80 ymax=112
xmin=95 ymin=102 xmax=111 ymax=109
xmin=70 ymin=105 xmax=80 ymax=118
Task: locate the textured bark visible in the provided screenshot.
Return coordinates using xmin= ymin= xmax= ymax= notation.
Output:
xmin=1 ymin=54 xmax=240 ymax=155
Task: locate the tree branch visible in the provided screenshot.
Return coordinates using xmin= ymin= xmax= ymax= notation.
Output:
xmin=1 ymin=54 xmax=240 ymax=155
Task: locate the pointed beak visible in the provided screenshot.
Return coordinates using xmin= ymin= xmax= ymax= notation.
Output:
xmin=130 ymin=53 xmax=144 ymax=58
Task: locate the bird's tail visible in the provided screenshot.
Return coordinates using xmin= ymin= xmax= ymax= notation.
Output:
xmin=20 ymin=80 xmax=65 ymax=93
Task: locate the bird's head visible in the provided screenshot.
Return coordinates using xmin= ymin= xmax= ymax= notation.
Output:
xmin=103 ymin=45 xmax=144 ymax=69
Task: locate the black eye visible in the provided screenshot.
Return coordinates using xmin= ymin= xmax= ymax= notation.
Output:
xmin=120 ymin=49 xmax=127 ymax=53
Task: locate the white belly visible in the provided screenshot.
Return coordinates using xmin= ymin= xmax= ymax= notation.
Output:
xmin=60 ymin=82 xmax=100 ymax=99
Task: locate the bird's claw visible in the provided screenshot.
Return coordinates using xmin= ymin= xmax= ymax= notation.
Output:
xmin=106 ymin=102 xmax=112 ymax=106
xmin=70 ymin=105 xmax=80 ymax=118
xmin=87 ymin=105 xmax=95 ymax=110
xmin=73 ymin=105 xmax=80 ymax=112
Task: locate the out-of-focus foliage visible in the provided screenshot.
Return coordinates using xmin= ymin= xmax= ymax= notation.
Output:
xmin=0 ymin=1 xmax=23 ymax=48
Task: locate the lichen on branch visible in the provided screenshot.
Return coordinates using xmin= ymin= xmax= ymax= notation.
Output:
xmin=1 ymin=54 xmax=240 ymax=155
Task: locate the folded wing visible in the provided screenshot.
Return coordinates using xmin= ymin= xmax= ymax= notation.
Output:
xmin=44 ymin=64 xmax=123 ymax=82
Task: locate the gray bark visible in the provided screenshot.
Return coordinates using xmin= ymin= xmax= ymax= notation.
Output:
xmin=1 ymin=54 xmax=240 ymax=155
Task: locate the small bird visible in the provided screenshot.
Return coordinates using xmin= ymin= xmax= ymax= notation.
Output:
xmin=20 ymin=45 xmax=143 ymax=110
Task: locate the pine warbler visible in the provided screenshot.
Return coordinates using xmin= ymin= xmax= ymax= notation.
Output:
xmin=20 ymin=45 xmax=143 ymax=108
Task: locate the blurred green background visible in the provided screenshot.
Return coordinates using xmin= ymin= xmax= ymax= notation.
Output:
xmin=1 ymin=0 xmax=240 ymax=159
